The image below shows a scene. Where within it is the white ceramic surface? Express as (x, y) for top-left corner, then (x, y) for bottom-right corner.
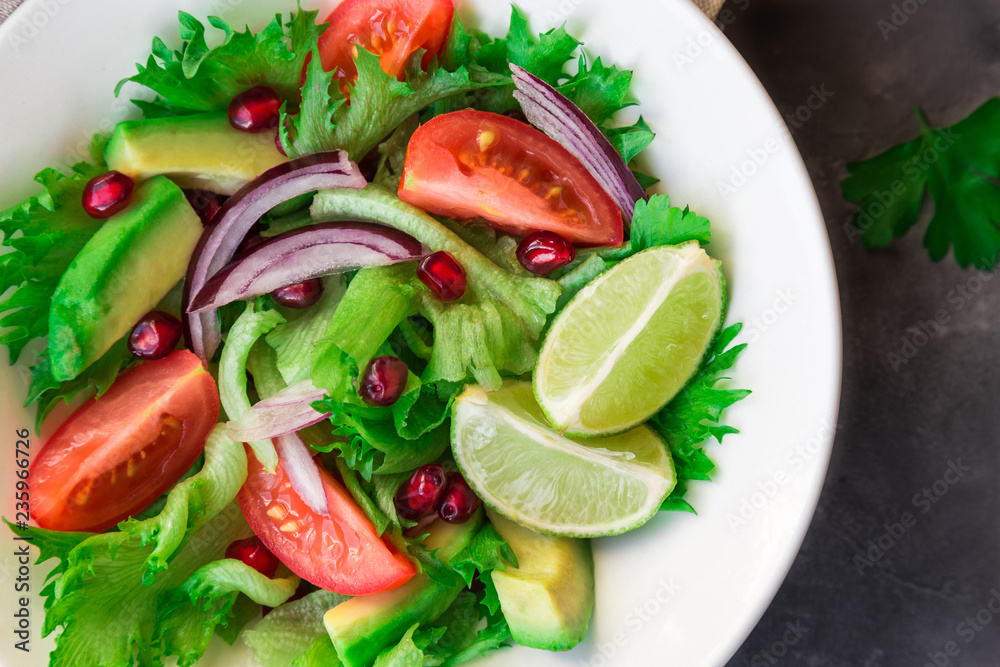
(0, 1), (841, 666)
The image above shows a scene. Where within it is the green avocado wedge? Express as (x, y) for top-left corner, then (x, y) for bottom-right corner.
(488, 510), (594, 651)
(323, 513), (483, 667)
(48, 176), (202, 381)
(105, 111), (286, 195)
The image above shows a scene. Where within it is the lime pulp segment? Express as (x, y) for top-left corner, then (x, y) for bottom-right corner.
(452, 382), (675, 538)
(534, 243), (724, 436)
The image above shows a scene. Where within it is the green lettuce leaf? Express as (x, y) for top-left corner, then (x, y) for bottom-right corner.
(312, 185), (561, 390)
(243, 589), (349, 667)
(375, 624), (430, 667)
(475, 7), (579, 86)
(13, 426), (297, 667)
(219, 302), (285, 471)
(118, 10), (323, 114)
(449, 522), (517, 587)
(653, 323), (751, 513)
(379, 591), (512, 666)
(0, 162), (105, 363)
(0, 160), (139, 429)
(282, 46), (508, 160)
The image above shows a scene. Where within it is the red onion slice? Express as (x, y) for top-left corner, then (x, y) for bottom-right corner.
(274, 432), (330, 517)
(510, 64), (647, 228)
(187, 223), (424, 313)
(183, 151), (366, 364)
(227, 380), (331, 441)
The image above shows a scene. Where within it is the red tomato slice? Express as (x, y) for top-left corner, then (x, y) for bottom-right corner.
(399, 110), (625, 247)
(237, 449), (416, 595)
(30, 350), (219, 533)
(318, 0), (454, 84)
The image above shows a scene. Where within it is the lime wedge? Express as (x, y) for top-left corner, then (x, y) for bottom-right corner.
(452, 382), (675, 537)
(535, 242), (724, 437)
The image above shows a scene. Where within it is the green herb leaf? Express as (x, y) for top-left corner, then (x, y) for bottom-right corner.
(476, 7), (580, 86)
(652, 323), (750, 511)
(842, 100), (1000, 269)
(557, 55), (634, 126)
(119, 10), (323, 114)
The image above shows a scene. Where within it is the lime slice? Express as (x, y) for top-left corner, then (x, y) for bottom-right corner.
(452, 382), (675, 537)
(535, 242), (724, 437)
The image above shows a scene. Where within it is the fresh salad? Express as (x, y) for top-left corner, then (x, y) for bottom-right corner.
(0, 1), (750, 665)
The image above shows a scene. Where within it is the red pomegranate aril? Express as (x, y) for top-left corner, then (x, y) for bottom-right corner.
(516, 231), (576, 276)
(417, 251), (467, 302)
(359, 356), (409, 407)
(128, 311), (183, 360)
(272, 278), (324, 309)
(185, 189), (223, 226)
(437, 472), (481, 524)
(82, 171), (134, 219)
(226, 536), (280, 578)
(394, 463), (448, 521)
(229, 86), (282, 133)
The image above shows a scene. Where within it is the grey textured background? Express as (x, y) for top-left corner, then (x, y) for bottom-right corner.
(722, 1), (1000, 666)
(2, 0), (998, 665)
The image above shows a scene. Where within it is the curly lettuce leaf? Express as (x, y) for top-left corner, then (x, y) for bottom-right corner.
(0, 160), (140, 429)
(312, 185), (561, 390)
(219, 302), (285, 471)
(12, 426), (297, 667)
(0, 162), (106, 363)
(376, 591), (512, 666)
(475, 7), (579, 86)
(118, 10), (323, 114)
(282, 46), (508, 160)
(653, 323), (751, 513)
(242, 589), (350, 667)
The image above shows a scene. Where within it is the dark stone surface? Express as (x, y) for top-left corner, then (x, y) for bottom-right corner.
(720, 1), (1000, 666)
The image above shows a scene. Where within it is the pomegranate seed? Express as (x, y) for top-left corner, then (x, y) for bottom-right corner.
(225, 536), (280, 578)
(394, 463), (448, 521)
(82, 171), (134, 219)
(272, 279), (324, 309)
(228, 86), (282, 133)
(274, 131), (287, 157)
(128, 311), (183, 360)
(437, 473), (481, 524)
(185, 189), (223, 226)
(516, 231), (576, 276)
(358, 356), (409, 407)
(417, 252), (467, 302)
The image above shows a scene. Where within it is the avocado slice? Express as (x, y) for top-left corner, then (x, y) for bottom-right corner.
(105, 111), (285, 195)
(488, 510), (594, 651)
(324, 512), (483, 667)
(48, 176), (202, 381)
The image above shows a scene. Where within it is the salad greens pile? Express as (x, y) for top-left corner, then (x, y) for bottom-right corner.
(1, 5), (749, 667)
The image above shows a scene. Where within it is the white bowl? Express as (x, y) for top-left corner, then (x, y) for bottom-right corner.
(0, 1), (841, 665)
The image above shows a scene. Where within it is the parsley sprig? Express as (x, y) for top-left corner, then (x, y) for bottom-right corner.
(842, 99), (1000, 269)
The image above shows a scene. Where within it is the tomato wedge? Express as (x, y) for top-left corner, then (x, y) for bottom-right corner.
(237, 449), (416, 595)
(399, 110), (625, 247)
(318, 0), (454, 84)
(30, 350), (219, 533)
